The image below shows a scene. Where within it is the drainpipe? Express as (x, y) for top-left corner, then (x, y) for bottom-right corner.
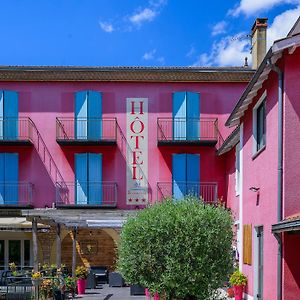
(268, 59), (283, 300)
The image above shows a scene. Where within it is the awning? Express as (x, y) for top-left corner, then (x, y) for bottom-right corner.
(21, 208), (136, 228)
(217, 126), (240, 156)
(272, 213), (300, 233)
(0, 217), (49, 232)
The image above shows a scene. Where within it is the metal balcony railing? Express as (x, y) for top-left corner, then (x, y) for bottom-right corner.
(157, 117), (219, 144)
(56, 118), (117, 143)
(0, 182), (33, 207)
(0, 118), (32, 142)
(56, 181), (117, 207)
(157, 181), (218, 203)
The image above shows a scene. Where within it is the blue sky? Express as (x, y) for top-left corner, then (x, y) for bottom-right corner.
(1, 0), (299, 67)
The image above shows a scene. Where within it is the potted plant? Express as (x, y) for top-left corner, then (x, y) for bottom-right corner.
(65, 276), (76, 298)
(75, 266), (89, 295)
(40, 279), (53, 300)
(9, 262), (18, 277)
(229, 270), (247, 300)
(32, 271), (43, 286)
(227, 287), (234, 298)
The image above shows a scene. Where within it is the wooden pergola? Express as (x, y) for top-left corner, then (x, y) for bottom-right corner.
(21, 209), (136, 276)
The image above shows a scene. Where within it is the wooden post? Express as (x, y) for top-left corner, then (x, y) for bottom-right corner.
(32, 218), (38, 272)
(72, 227), (77, 277)
(56, 223), (61, 268)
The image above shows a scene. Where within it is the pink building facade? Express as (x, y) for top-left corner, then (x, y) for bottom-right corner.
(221, 18), (300, 300)
(1, 17), (300, 300)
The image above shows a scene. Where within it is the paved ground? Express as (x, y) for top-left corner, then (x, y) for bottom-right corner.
(74, 285), (231, 300)
(74, 285), (147, 300)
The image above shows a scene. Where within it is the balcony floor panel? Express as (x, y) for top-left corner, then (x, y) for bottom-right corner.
(0, 140), (33, 146)
(56, 139), (117, 146)
(158, 139), (217, 147)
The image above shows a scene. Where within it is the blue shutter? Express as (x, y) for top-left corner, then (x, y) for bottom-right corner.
(75, 91), (88, 139)
(173, 92), (187, 140)
(75, 153), (88, 204)
(0, 154), (4, 204)
(172, 154), (187, 200)
(0, 91), (3, 140)
(88, 153), (102, 205)
(4, 153), (18, 204)
(186, 154), (200, 197)
(87, 91), (102, 140)
(186, 92), (200, 140)
(4, 91), (18, 140)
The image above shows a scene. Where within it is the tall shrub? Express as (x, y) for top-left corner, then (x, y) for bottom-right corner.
(118, 197), (233, 300)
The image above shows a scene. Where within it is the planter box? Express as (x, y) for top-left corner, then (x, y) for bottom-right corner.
(130, 284), (145, 295)
(109, 272), (125, 287)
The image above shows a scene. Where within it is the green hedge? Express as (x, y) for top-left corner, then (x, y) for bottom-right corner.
(118, 197), (233, 300)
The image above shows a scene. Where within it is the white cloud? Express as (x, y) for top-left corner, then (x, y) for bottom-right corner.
(194, 7), (300, 67)
(99, 21), (114, 33)
(129, 0), (167, 26)
(186, 45), (196, 58)
(157, 56), (165, 64)
(130, 8), (157, 25)
(229, 0), (300, 16)
(193, 34), (251, 67)
(267, 7), (300, 48)
(212, 21), (227, 36)
(143, 49), (157, 60)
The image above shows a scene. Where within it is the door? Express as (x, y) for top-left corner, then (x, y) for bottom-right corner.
(257, 227), (264, 299)
(0, 153), (19, 205)
(75, 153), (102, 205)
(172, 154), (200, 200)
(172, 92), (200, 141)
(75, 91), (102, 140)
(0, 91), (19, 140)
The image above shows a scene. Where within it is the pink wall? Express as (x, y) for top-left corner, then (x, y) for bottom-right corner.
(225, 149), (239, 221)
(0, 81), (246, 209)
(239, 71), (279, 300)
(282, 48), (300, 299)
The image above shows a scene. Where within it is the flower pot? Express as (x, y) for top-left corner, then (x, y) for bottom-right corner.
(233, 285), (244, 300)
(31, 278), (42, 286)
(145, 288), (150, 298)
(227, 287), (234, 298)
(154, 292), (159, 300)
(77, 278), (86, 295)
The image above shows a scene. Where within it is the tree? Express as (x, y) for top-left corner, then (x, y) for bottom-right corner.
(117, 197), (233, 300)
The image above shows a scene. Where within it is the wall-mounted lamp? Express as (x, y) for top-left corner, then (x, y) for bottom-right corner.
(249, 187), (260, 193)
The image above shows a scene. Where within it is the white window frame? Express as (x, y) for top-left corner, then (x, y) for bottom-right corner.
(235, 143), (241, 196)
(0, 236), (32, 269)
(253, 90), (267, 156)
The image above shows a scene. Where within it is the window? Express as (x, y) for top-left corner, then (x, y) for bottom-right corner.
(253, 91), (266, 154)
(235, 143), (241, 195)
(75, 153), (102, 205)
(0, 90), (19, 140)
(75, 90), (102, 140)
(172, 92), (200, 140)
(172, 154), (200, 200)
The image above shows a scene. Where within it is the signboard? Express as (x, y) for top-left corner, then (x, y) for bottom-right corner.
(126, 98), (148, 205)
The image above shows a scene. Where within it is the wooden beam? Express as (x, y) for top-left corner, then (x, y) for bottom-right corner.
(72, 227), (77, 277)
(56, 223), (61, 268)
(32, 218), (38, 271)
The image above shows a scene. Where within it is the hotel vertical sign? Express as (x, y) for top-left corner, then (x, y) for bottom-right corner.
(126, 98), (148, 205)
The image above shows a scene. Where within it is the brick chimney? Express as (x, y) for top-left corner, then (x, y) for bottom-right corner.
(251, 18), (268, 69)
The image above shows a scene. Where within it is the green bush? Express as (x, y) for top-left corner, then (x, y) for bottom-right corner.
(117, 197), (233, 300)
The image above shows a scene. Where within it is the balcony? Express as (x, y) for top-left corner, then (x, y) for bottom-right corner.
(157, 182), (218, 203)
(56, 118), (117, 146)
(157, 118), (218, 146)
(0, 182), (33, 208)
(55, 181), (117, 208)
(0, 118), (33, 145)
